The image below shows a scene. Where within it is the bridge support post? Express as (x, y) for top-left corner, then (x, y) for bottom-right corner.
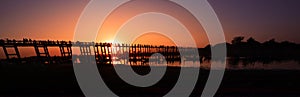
(33, 41), (51, 64)
(2, 45), (21, 61)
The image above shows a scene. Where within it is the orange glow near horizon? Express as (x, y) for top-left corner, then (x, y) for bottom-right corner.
(1, 0), (300, 48)
(96, 0), (209, 48)
(132, 32), (176, 46)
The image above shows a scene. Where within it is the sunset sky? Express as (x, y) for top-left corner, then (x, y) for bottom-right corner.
(0, 0), (299, 48)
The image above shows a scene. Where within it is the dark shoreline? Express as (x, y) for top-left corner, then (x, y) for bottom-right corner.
(1, 64), (300, 97)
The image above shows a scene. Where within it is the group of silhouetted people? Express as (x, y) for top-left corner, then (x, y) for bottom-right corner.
(0, 38), (73, 45)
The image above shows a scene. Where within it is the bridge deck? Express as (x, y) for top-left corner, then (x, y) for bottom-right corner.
(0, 39), (201, 65)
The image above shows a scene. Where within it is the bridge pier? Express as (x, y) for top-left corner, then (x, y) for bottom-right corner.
(59, 41), (72, 58)
(2, 44), (21, 60)
(33, 41), (51, 64)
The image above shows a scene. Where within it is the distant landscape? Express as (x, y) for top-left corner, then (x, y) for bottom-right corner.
(1, 37), (300, 96)
(1, 36), (299, 69)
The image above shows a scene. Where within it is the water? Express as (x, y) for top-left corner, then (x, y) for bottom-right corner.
(225, 58), (300, 70)
(118, 57), (300, 70)
(1, 48), (299, 70)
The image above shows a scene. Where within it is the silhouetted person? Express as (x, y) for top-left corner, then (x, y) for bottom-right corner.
(0, 39), (4, 44)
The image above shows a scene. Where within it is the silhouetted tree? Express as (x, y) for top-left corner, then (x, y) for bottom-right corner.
(263, 38), (278, 47)
(246, 37), (260, 45)
(231, 36), (245, 45)
(280, 41), (296, 46)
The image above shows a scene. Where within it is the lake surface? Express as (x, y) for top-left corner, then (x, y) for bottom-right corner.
(1, 47), (299, 70)
(111, 57), (300, 70)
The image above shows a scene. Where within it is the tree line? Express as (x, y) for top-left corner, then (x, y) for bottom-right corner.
(203, 36), (300, 58)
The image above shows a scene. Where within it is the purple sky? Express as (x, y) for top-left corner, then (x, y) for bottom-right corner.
(0, 0), (299, 44)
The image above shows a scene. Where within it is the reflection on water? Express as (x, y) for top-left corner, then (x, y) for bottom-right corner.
(117, 57), (300, 70)
(226, 59), (300, 70)
(225, 57), (300, 70)
(1, 54), (300, 70)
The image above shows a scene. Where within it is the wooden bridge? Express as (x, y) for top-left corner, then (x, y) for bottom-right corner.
(0, 39), (202, 65)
